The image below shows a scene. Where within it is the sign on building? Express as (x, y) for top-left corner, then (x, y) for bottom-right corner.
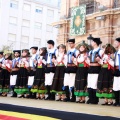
(70, 5), (86, 36)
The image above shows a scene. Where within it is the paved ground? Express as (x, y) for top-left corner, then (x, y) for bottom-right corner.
(0, 96), (120, 118)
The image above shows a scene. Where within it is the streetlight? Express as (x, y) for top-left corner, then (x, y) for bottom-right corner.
(87, 34), (93, 46)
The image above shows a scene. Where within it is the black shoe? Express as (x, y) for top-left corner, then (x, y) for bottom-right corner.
(91, 102), (98, 105)
(35, 97), (41, 100)
(45, 96), (50, 100)
(56, 98), (61, 101)
(18, 95), (25, 98)
(63, 98), (70, 102)
(79, 100), (85, 103)
(86, 99), (91, 104)
(101, 102), (108, 105)
(108, 102), (113, 106)
(113, 102), (119, 106)
(41, 96), (45, 100)
(70, 98), (76, 102)
(11, 93), (17, 97)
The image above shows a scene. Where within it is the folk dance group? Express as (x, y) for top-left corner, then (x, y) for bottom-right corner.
(0, 37), (120, 107)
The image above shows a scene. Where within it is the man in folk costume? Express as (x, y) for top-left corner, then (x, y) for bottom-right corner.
(10, 50), (21, 97)
(87, 38), (104, 104)
(45, 40), (57, 100)
(27, 46), (38, 98)
(63, 38), (79, 102)
(113, 37), (120, 106)
(0, 52), (5, 95)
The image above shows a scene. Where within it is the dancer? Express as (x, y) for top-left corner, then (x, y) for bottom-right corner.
(96, 44), (115, 105)
(74, 41), (89, 103)
(31, 47), (47, 99)
(10, 50), (21, 97)
(51, 44), (67, 101)
(63, 38), (79, 102)
(87, 38), (104, 104)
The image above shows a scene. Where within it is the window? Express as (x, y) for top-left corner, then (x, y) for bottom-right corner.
(10, 0), (18, 9)
(22, 20), (30, 27)
(79, 0), (95, 14)
(35, 22), (42, 29)
(21, 36), (29, 43)
(46, 25), (53, 32)
(34, 38), (41, 45)
(8, 34), (16, 41)
(36, 7), (42, 13)
(9, 17), (17, 25)
(47, 10), (54, 17)
(23, 4), (31, 11)
(113, 0), (120, 8)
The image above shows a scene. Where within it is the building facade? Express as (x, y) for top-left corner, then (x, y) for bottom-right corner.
(52, 0), (120, 47)
(0, 0), (60, 50)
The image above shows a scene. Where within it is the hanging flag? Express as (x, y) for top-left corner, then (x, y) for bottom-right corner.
(70, 5), (86, 36)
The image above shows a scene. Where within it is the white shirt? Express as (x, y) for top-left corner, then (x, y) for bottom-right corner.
(29, 54), (38, 67)
(55, 52), (67, 66)
(99, 54), (114, 67)
(37, 55), (46, 65)
(115, 49), (120, 66)
(47, 48), (57, 64)
(0, 57), (4, 63)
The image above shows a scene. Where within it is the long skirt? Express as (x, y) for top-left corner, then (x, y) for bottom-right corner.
(96, 68), (114, 99)
(31, 68), (46, 94)
(0, 69), (10, 93)
(14, 67), (29, 94)
(0, 68), (3, 92)
(74, 67), (88, 97)
(51, 66), (65, 94)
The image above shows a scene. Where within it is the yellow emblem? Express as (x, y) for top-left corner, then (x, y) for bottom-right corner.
(74, 16), (81, 27)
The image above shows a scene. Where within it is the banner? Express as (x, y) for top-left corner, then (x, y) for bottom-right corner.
(70, 5), (86, 36)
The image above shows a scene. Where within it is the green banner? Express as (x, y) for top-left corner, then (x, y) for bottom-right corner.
(70, 5), (86, 36)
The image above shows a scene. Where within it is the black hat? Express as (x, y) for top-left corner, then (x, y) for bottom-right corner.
(0, 52), (3, 55)
(116, 37), (120, 42)
(13, 50), (21, 54)
(67, 38), (75, 43)
(92, 38), (102, 45)
(30, 46), (38, 50)
(47, 40), (54, 46)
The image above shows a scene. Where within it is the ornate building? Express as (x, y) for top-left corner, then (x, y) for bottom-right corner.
(52, 0), (120, 46)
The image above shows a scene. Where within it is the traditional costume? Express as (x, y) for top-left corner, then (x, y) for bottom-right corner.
(31, 47), (47, 99)
(87, 38), (104, 104)
(63, 39), (79, 102)
(96, 44), (115, 105)
(51, 44), (67, 100)
(1, 53), (12, 96)
(113, 37), (120, 106)
(45, 40), (57, 100)
(27, 46), (38, 98)
(15, 49), (29, 97)
(10, 50), (21, 97)
(0, 52), (5, 94)
(74, 41), (89, 103)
